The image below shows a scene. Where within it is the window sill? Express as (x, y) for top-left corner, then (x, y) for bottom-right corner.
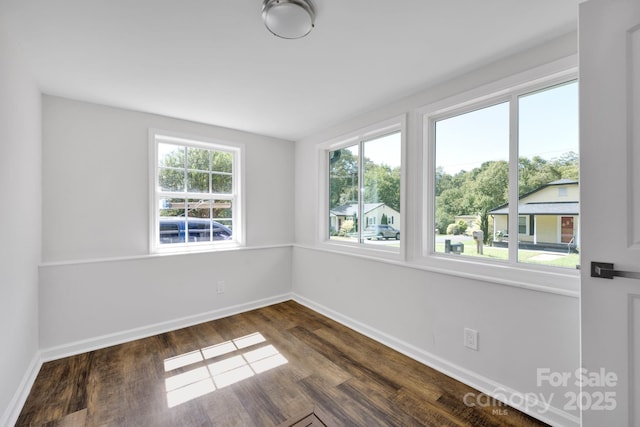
(318, 239), (404, 262)
(40, 243), (291, 268)
(415, 253), (579, 297)
(151, 241), (244, 255)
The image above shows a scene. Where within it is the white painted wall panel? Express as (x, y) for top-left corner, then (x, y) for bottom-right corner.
(39, 247), (292, 352)
(0, 31), (41, 425)
(631, 26), (640, 247)
(42, 96), (295, 262)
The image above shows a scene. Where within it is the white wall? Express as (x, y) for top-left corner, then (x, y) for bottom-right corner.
(42, 96), (294, 261)
(0, 31), (42, 425)
(39, 247), (292, 354)
(40, 97), (295, 354)
(293, 33), (580, 426)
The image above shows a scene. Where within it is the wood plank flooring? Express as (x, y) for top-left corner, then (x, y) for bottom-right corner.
(16, 301), (548, 426)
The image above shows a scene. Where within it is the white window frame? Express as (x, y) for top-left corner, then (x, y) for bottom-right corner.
(149, 129), (245, 254)
(418, 59), (579, 293)
(317, 115), (406, 260)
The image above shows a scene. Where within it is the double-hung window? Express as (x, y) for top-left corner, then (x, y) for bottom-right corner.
(323, 117), (404, 255)
(150, 130), (243, 252)
(425, 75), (579, 271)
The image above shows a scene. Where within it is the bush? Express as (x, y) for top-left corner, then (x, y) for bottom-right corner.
(457, 220), (468, 235)
(446, 223), (459, 235)
(340, 219), (354, 235)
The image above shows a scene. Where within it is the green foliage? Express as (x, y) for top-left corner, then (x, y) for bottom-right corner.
(446, 223), (458, 235)
(445, 220), (468, 235)
(340, 219), (354, 235)
(474, 161), (509, 242)
(363, 160), (401, 212)
(381, 213), (388, 225)
(457, 220), (468, 235)
(329, 148), (359, 209)
(518, 152), (578, 196)
(158, 145), (233, 195)
(329, 147), (401, 212)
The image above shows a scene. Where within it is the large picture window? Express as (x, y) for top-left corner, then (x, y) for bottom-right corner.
(428, 79), (579, 269)
(150, 131), (243, 252)
(326, 120), (403, 253)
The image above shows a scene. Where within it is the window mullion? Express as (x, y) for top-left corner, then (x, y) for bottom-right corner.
(183, 146), (188, 193)
(508, 95), (519, 263)
(358, 139), (364, 243)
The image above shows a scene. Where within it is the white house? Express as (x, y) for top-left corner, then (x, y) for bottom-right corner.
(330, 202), (400, 233)
(489, 179), (580, 250)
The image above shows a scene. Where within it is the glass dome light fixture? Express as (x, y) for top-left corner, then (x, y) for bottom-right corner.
(262, 0), (316, 39)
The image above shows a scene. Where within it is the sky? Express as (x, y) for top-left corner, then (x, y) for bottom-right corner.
(361, 131), (401, 168)
(436, 80), (578, 175)
(342, 80), (578, 174)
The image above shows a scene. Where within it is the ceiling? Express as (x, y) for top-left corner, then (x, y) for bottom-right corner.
(0, 0), (579, 141)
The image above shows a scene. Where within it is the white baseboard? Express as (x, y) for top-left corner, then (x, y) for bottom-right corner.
(292, 293), (580, 427)
(1, 351), (42, 427)
(40, 293), (292, 362)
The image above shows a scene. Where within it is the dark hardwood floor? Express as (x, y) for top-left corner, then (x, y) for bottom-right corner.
(16, 301), (547, 426)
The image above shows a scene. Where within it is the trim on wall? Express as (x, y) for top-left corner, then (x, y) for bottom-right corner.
(39, 243), (293, 268)
(293, 244), (579, 298)
(40, 293), (292, 362)
(1, 351), (42, 427)
(292, 293), (579, 427)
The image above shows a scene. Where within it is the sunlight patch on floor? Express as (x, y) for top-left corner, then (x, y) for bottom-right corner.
(163, 332), (287, 408)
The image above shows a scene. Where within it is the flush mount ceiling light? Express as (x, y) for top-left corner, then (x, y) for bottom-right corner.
(262, 0), (316, 39)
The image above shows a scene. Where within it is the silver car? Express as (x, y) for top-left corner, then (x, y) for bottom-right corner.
(364, 224), (400, 240)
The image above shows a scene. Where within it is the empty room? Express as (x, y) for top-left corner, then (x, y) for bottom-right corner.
(1, 0), (638, 426)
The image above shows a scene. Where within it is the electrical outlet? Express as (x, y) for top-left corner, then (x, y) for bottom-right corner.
(464, 328), (478, 351)
(217, 280), (225, 294)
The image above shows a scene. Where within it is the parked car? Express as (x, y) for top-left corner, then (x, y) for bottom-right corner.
(363, 224), (400, 240)
(160, 217), (232, 244)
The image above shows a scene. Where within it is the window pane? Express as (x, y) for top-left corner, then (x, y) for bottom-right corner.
(159, 198), (185, 218)
(159, 198), (186, 245)
(434, 102), (509, 260)
(187, 171), (210, 193)
(517, 81), (579, 268)
(212, 173), (233, 194)
(159, 168), (185, 192)
(187, 147), (210, 171)
(187, 199), (211, 242)
(187, 199), (210, 218)
(159, 220), (181, 244)
(329, 145), (359, 243)
(362, 132), (401, 249)
(158, 143), (185, 168)
(518, 216), (527, 234)
(212, 200), (233, 240)
(213, 151), (233, 173)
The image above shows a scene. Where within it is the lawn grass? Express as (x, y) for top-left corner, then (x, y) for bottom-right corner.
(435, 237), (580, 269)
(329, 235), (580, 268)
